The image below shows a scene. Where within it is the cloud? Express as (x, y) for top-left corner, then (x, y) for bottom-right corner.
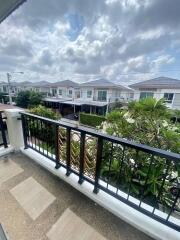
(0, 0), (179, 83)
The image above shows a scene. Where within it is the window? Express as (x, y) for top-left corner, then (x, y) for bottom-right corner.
(75, 91), (80, 98)
(59, 89), (62, 95)
(98, 90), (107, 101)
(87, 90), (92, 98)
(69, 90), (72, 95)
(3, 86), (7, 92)
(129, 93), (134, 99)
(52, 88), (57, 96)
(164, 93), (174, 103)
(140, 92), (154, 99)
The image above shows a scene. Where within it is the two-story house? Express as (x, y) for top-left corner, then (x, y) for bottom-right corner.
(80, 78), (134, 103)
(49, 80), (79, 98)
(129, 76), (180, 109)
(43, 79), (134, 117)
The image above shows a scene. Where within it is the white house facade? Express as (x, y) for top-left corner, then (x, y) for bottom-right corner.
(80, 79), (134, 103)
(49, 80), (80, 99)
(129, 77), (180, 110)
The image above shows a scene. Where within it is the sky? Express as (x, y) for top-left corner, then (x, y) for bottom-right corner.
(0, 0), (180, 85)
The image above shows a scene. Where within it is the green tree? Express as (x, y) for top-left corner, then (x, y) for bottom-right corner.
(16, 91), (43, 108)
(104, 98), (180, 152)
(100, 98), (180, 209)
(16, 91), (31, 108)
(29, 91), (43, 108)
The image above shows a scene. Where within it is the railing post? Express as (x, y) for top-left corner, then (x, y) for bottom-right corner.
(78, 132), (85, 184)
(93, 137), (103, 194)
(0, 112), (8, 148)
(66, 128), (71, 176)
(4, 109), (24, 150)
(21, 114), (28, 149)
(55, 125), (60, 169)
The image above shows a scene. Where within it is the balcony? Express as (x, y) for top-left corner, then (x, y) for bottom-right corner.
(0, 152), (152, 240)
(0, 109), (179, 240)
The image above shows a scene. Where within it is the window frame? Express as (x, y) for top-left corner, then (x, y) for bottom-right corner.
(164, 93), (174, 103)
(87, 90), (92, 98)
(140, 92), (154, 99)
(97, 90), (107, 101)
(68, 89), (73, 95)
(59, 89), (62, 96)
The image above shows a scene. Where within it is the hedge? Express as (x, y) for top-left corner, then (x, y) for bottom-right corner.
(79, 113), (106, 128)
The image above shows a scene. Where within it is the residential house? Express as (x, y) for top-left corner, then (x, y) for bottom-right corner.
(43, 80), (80, 115)
(25, 81), (51, 96)
(0, 82), (8, 93)
(43, 79), (134, 117)
(129, 76), (180, 109)
(49, 80), (80, 98)
(80, 78), (134, 103)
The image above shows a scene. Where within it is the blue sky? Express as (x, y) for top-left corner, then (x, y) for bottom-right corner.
(65, 13), (84, 41)
(0, 0), (180, 85)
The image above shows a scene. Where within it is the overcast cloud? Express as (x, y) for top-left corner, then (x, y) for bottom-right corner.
(0, 0), (180, 84)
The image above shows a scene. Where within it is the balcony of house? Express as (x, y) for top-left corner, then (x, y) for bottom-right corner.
(0, 109), (179, 240)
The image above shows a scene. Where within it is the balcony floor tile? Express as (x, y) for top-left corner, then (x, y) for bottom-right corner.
(10, 177), (56, 220)
(0, 153), (153, 240)
(0, 158), (23, 185)
(47, 208), (106, 240)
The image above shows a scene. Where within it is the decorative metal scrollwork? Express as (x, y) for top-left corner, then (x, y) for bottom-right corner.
(84, 135), (97, 179)
(58, 127), (67, 163)
(70, 130), (80, 171)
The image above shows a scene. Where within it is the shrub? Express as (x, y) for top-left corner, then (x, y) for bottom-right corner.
(28, 105), (61, 145)
(80, 113), (106, 128)
(29, 105), (61, 120)
(100, 97), (180, 210)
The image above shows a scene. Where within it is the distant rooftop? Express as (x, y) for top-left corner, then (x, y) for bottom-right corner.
(129, 76), (180, 89)
(50, 80), (79, 88)
(81, 79), (132, 90)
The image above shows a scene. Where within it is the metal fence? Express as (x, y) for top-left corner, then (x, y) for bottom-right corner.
(21, 112), (180, 231)
(0, 111), (8, 148)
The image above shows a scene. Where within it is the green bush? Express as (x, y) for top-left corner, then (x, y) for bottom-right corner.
(80, 113), (106, 128)
(29, 105), (61, 120)
(28, 105), (61, 146)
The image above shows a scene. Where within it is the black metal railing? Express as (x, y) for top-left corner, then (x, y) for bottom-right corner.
(21, 112), (180, 231)
(0, 111), (8, 148)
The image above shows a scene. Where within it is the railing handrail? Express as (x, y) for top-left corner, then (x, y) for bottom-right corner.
(20, 111), (180, 162)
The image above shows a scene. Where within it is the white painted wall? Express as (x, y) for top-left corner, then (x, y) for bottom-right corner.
(80, 87), (94, 101)
(132, 88), (180, 109)
(80, 87), (133, 103)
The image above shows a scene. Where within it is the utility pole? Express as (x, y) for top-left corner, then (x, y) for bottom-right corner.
(7, 73), (12, 105)
(6, 72), (24, 105)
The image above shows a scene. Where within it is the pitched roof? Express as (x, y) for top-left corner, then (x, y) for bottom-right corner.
(50, 80), (79, 88)
(28, 81), (50, 87)
(129, 77), (180, 89)
(0, 0), (26, 24)
(81, 79), (132, 91)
